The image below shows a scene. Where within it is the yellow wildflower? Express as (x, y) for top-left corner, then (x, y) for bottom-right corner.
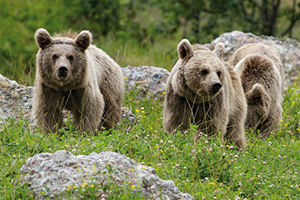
(141, 166), (146, 169)
(283, 145), (287, 147)
(162, 92), (166, 95)
(136, 110), (140, 112)
(124, 77), (127, 80)
(82, 183), (87, 186)
(90, 184), (94, 188)
(67, 185), (71, 188)
(131, 185), (135, 189)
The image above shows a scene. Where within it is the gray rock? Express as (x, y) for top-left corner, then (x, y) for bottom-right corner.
(122, 65), (170, 98)
(0, 74), (34, 124)
(121, 106), (137, 124)
(20, 150), (193, 200)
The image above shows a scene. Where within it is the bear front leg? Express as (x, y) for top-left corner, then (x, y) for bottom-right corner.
(72, 90), (104, 133)
(101, 103), (122, 130)
(258, 115), (280, 139)
(225, 119), (246, 151)
(33, 86), (64, 133)
(100, 95), (123, 130)
(194, 101), (227, 137)
(258, 105), (282, 138)
(163, 90), (192, 134)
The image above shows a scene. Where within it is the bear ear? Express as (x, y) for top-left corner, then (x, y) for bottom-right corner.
(213, 42), (225, 59)
(35, 28), (53, 50)
(74, 30), (92, 52)
(177, 39), (194, 59)
(246, 83), (270, 111)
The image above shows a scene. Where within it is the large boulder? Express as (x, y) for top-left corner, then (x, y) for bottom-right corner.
(20, 150), (193, 200)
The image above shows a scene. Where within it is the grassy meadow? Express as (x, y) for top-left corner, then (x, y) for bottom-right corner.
(0, 67), (300, 199)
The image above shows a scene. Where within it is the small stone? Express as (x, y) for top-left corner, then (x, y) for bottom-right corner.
(11, 91), (19, 99)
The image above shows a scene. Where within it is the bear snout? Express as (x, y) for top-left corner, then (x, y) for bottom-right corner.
(57, 66), (69, 80)
(210, 81), (222, 93)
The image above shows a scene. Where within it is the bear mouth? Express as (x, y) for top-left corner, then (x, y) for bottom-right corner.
(57, 74), (68, 81)
(208, 89), (220, 95)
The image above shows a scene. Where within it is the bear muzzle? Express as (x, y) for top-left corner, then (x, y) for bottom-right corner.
(209, 81), (222, 94)
(57, 66), (69, 81)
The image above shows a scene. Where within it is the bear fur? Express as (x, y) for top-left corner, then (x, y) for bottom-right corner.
(228, 43), (284, 138)
(163, 39), (247, 150)
(33, 28), (125, 133)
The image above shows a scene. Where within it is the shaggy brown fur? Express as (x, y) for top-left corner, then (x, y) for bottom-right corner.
(228, 43), (284, 138)
(33, 28), (125, 133)
(163, 39), (247, 151)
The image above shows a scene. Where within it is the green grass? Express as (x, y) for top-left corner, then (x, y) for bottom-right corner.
(1, 78), (300, 199)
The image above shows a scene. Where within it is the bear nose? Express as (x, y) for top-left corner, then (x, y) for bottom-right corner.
(58, 66), (68, 74)
(211, 82), (222, 92)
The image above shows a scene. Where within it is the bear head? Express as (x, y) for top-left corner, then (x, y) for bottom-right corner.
(35, 28), (92, 91)
(172, 39), (226, 103)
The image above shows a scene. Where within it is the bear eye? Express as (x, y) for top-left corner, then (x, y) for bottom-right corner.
(67, 55), (74, 61)
(217, 71), (221, 77)
(52, 54), (58, 60)
(201, 69), (209, 76)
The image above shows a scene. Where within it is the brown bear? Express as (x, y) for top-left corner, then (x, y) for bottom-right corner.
(228, 43), (284, 138)
(163, 39), (247, 150)
(33, 28), (125, 133)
